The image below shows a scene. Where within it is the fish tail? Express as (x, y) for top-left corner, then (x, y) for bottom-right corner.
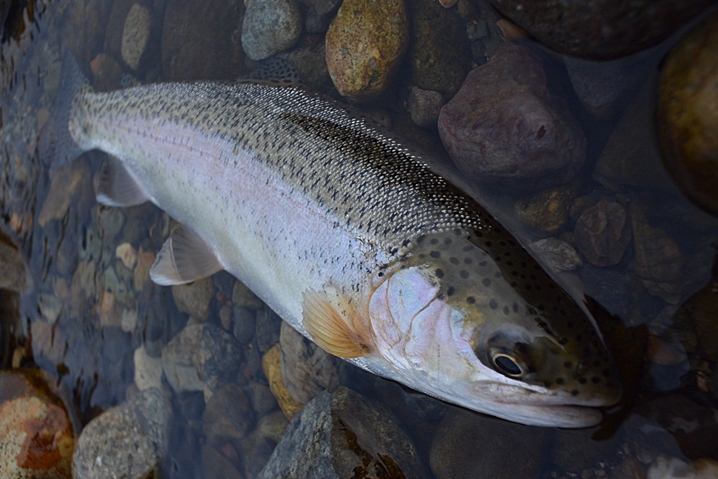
(38, 51), (92, 168)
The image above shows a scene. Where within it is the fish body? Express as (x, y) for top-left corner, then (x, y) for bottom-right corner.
(41, 56), (621, 427)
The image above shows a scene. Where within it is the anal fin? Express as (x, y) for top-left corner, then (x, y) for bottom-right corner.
(150, 226), (223, 285)
(302, 290), (371, 359)
(97, 156), (151, 207)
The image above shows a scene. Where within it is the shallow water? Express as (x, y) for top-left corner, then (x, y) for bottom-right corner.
(1, 0), (718, 478)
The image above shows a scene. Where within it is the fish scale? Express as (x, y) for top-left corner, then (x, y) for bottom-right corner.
(40, 54), (621, 427)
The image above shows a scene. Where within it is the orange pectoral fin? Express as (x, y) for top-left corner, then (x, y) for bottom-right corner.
(301, 290), (371, 359)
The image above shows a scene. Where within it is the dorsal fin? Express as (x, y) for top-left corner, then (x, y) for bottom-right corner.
(301, 290), (371, 359)
(238, 57), (301, 87)
(96, 156), (151, 207)
(150, 226), (223, 285)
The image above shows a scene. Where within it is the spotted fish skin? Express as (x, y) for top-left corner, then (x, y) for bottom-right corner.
(42, 55), (621, 427)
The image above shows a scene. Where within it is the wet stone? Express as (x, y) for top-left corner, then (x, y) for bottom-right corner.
(278, 39), (333, 91)
(579, 265), (631, 319)
(73, 388), (171, 479)
(120, 3), (152, 70)
(233, 306), (257, 345)
(671, 273), (718, 362)
(0, 237), (26, 292)
(256, 386), (428, 479)
(232, 280), (264, 312)
(89, 54), (123, 92)
(235, 411), (288, 479)
(438, 42), (586, 188)
(574, 199), (632, 267)
(659, 10), (718, 217)
(171, 276), (214, 321)
(631, 202), (685, 304)
(262, 343), (304, 420)
(255, 307), (282, 353)
(241, 0), (302, 61)
(515, 183), (578, 233)
(0, 370), (74, 479)
(406, 0), (472, 98)
(134, 344), (163, 391)
(243, 381), (278, 417)
(549, 426), (623, 473)
(529, 237), (583, 272)
(487, 0), (713, 60)
(430, 407), (547, 479)
(325, 0), (410, 102)
(162, 320), (243, 393)
(161, 0), (245, 80)
(201, 444), (244, 479)
(203, 383), (255, 446)
(407, 86), (445, 128)
(280, 321), (339, 404)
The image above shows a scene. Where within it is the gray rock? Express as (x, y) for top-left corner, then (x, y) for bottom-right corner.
(0, 237), (26, 292)
(574, 200), (632, 267)
(162, 320), (243, 393)
(438, 42), (586, 187)
(121, 3), (152, 70)
(73, 388), (172, 479)
(171, 276), (214, 321)
(233, 280), (264, 311)
(233, 306), (257, 344)
(204, 383), (255, 445)
(202, 444), (245, 479)
(279, 321), (339, 404)
(278, 40), (332, 91)
(241, 0), (302, 61)
(243, 381), (279, 417)
(255, 307), (282, 353)
(430, 407), (548, 479)
(256, 386), (428, 479)
(529, 237), (583, 272)
(235, 410), (289, 478)
(407, 86), (445, 128)
(134, 344), (163, 391)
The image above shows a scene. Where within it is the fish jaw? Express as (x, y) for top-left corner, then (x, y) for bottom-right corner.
(366, 264), (617, 428)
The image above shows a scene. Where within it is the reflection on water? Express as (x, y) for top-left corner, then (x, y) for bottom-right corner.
(1, 0), (718, 478)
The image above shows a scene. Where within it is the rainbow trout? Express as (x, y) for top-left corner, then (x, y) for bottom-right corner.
(41, 55), (620, 427)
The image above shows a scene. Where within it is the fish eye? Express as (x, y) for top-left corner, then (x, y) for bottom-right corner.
(492, 354), (524, 377)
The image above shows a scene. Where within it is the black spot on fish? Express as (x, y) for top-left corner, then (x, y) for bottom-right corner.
(464, 257), (473, 265)
(591, 377), (601, 384)
(466, 296), (475, 304)
(479, 261), (488, 267)
(482, 278), (491, 287)
(430, 238), (439, 245)
(579, 378), (587, 384)
(485, 241), (492, 247)
(435, 268), (444, 278)
(563, 361), (572, 369)
(450, 257), (459, 265)
(555, 378), (564, 385)
(489, 298), (498, 309)
(447, 286), (455, 296)
(571, 390), (579, 396)
(459, 270), (469, 279)
(503, 305), (509, 315)
(444, 238), (452, 245)
(430, 251), (440, 258)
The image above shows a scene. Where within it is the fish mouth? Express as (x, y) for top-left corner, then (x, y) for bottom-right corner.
(497, 402), (605, 428)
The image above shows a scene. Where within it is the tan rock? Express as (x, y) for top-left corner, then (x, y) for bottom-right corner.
(515, 183), (578, 233)
(261, 344), (304, 420)
(659, 11), (718, 216)
(325, 0), (409, 101)
(121, 3), (152, 70)
(38, 161), (88, 227)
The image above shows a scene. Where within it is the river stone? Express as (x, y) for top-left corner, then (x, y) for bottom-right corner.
(203, 383), (255, 445)
(488, 0), (713, 60)
(658, 10), (718, 217)
(407, 86), (445, 128)
(672, 269), (718, 362)
(406, 0), (472, 98)
(256, 386), (428, 479)
(529, 237), (582, 272)
(0, 370), (74, 479)
(430, 407), (547, 479)
(280, 321), (339, 404)
(241, 0), (302, 61)
(201, 444), (244, 479)
(73, 388), (171, 479)
(120, 3), (152, 71)
(171, 276), (214, 321)
(162, 320), (243, 393)
(574, 199), (632, 267)
(438, 42), (585, 187)
(515, 183), (578, 233)
(325, 0), (410, 102)
(262, 343), (304, 420)
(161, 0), (245, 80)
(0, 236), (26, 292)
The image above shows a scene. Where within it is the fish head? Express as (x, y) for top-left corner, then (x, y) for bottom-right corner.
(367, 229), (621, 428)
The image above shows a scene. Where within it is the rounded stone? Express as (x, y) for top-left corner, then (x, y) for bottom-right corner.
(171, 276), (214, 321)
(325, 0), (409, 102)
(121, 3), (152, 70)
(488, 0), (713, 60)
(261, 343), (304, 420)
(72, 388), (171, 479)
(407, 86), (445, 128)
(241, 0), (303, 61)
(658, 10), (718, 216)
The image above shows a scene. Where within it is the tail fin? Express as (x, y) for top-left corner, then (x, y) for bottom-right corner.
(38, 51), (91, 168)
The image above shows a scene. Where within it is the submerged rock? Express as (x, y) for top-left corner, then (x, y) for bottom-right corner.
(325, 0), (409, 102)
(430, 407), (547, 479)
(203, 383), (255, 446)
(0, 370), (74, 479)
(120, 3), (152, 71)
(0, 235), (26, 292)
(171, 276), (214, 321)
(515, 183), (578, 233)
(73, 388), (171, 479)
(162, 320), (243, 393)
(241, 0), (302, 61)
(406, 0), (471, 98)
(658, 11), (718, 217)
(529, 237), (582, 272)
(262, 343), (304, 420)
(438, 42), (585, 187)
(488, 0), (713, 60)
(256, 386), (428, 479)
(574, 199), (632, 267)
(407, 86), (445, 128)
(279, 321), (339, 404)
